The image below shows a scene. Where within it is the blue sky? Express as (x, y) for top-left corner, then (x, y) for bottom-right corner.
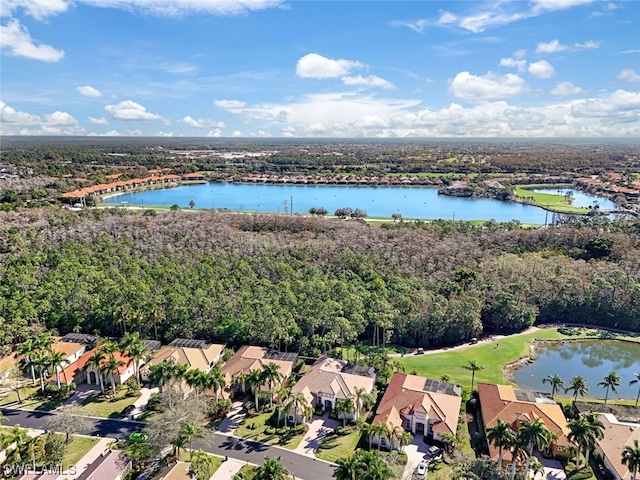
(1, 0), (639, 138)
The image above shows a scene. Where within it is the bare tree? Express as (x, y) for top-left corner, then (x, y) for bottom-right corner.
(45, 402), (92, 443)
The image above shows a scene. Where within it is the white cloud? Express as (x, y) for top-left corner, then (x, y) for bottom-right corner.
(550, 81), (585, 96)
(499, 57), (527, 72)
(154, 131), (174, 137)
(0, 101), (84, 135)
(617, 68), (640, 83)
(105, 100), (166, 122)
(341, 75), (395, 90)
(570, 90), (640, 118)
(89, 117), (108, 124)
(531, 0), (594, 12)
(1, 0), (69, 20)
(528, 60), (555, 78)
(181, 116), (225, 128)
(0, 19), (64, 62)
(574, 40), (600, 49)
(296, 53), (363, 79)
(0, 100), (40, 125)
(449, 71), (530, 101)
(231, 130), (244, 137)
(214, 99), (246, 109)
(76, 85), (102, 98)
(535, 39), (568, 54)
(206, 129), (223, 137)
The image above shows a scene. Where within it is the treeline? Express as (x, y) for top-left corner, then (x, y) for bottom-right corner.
(1, 209), (640, 355)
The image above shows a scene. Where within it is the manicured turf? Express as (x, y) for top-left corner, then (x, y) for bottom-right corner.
(514, 187), (589, 214)
(235, 412), (304, 450)
(62, 435), (100, 470)
(80, 388), (139, 418)
(399, 327), (639, 393)
(0, 386), (69, 411)
(315, 429), (363, 463)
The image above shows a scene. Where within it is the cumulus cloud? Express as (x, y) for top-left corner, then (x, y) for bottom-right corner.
(550, 81), (585, 96)
(570, 89), (640, 118)
(296, 53), (363, 79)
(535, 39), (568, 54)
(105, 100), (166, 122)
(214, 99), (246, 109)
(449, 71), (529, 101)
(1, 0), (69, 20)
(206, 129), (223, 137)
(181, 116), (225, 128)
(341, 75), (394, 89)
(76, 85), (102, 98)
(89, 117), (108, 124)
(575, 40), (600, 49)
(528, 60), (555, 78)
(0, 19), (64, 62)
(0, 101), (84, 135)
(617, 68), (640, 83)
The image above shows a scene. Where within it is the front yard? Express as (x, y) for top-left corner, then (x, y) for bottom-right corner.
(0, 386), (68, 411)
(315, 426), (362, 463)
(80, 388), (139, 418)
(62, 435), (100, 470)
(234, 410), (305, 450)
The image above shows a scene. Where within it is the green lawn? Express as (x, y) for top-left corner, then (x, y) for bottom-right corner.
(315, 428), (363, 463)
(80, 388), (139, 418)
(0, 386), (68, 411)
(62, 435), (100, 470)
(234, 412), (304, 450)
(399, 327), (639, 393)
(514, 187), (589, 214)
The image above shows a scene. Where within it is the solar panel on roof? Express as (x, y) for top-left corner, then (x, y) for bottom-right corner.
(168, 338), (207, 349)
(60, 333), (97, 344)
(421, 379), (462, 396)
(263, 350), (298, 363)
(342, 364), (376, 378)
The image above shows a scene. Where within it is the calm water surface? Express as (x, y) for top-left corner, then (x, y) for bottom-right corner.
(512, 340), (640, 400)
(103, 183), (555, 223)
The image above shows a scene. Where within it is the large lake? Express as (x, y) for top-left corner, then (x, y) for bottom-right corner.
(512, 340), (640, 400)
(102, 183), (560, 223)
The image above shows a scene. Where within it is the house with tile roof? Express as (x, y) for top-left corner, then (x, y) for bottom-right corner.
(85, 351), (140, 387)
(220, 345), (297, 398)
(594, 413), (640, 480)
(372, 373), (462, 448)
(76, 449), (131, 480)
(289, 356), (376, 423)
(478, 382), (573, 465)
(140, 339), (225, 381)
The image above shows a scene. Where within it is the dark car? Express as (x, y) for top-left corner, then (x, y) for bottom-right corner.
(120, 405), (136, 418)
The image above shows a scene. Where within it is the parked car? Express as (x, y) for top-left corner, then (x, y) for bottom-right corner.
(120, 405), (136, 418)
(469, 337), (478, 344)
(416, 348), (424, 355)
(416, 462), (428, 476)
(128, 432), (148, 443)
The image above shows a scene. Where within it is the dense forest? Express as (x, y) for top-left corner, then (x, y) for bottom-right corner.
(1, 208), (639, 355)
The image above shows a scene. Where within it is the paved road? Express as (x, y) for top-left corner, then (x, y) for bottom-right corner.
(0, 408), (336, 480)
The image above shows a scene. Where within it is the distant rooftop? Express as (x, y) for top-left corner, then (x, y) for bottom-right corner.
(422, 378), (463, 397)
(342, 363), (376, 378)
(168, 338), (208, 349)
(263, 350), (298, 363)
(60, 333), (97, 344)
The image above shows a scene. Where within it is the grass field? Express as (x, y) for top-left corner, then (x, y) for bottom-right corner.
(234, 412), (304, 450)
(0, 386), (68, 411)
(399, 327), (640, 393)
(315, 429), (363, 463)
(514, 187), (589, 214)
(62, 435), (100, 470)
(80, 388), (138, 418)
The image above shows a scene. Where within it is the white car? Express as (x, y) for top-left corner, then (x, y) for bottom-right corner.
(416, 462), (428, 476)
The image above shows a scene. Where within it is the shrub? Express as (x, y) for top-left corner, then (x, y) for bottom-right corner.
(293, 424), (305, 434)
(264, 427), (276, 435)
(336, 426), (351, 436)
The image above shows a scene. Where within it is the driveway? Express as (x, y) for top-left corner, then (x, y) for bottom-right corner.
(217, 401), (246, 435)
(531, 452), (567, 480)
(402, 435), (433, 480)
(61, 383), (100, 406)
(293, 412), (339, 457)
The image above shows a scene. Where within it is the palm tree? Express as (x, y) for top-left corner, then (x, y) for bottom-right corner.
(353, 387), (370, 420)
(260, 362), (283, 407)
(367, 422), (390, 451)
(245, 369), (264, 411)
(518, 418), (556, 479)
(508, 434), (526, 480)
(24, 435), (46, 471)
(630, 372), (640, 408)
(87, 350), (106, 391)
(566, 375), (589, 402)
(104, 356), (124, 396)
(598, 371), (622, 405)
(16, 339), (37, 385)
(207, 366), (226, 404)
(462, 359), (484, 391)
(254, 456), (289, 480)
(48, 350), (68, 389)
(34, 332), (55, 352)
(582, 411), (605, 467)
(389, 425), (404, 450)
(184, 369), (206, 399)
(333, 449), (393, 480)
(171, 433), (188, 458)
(336, 397), (355, 427)
(231, 372), (247, 397)
(180, 422), (204, 461)
(334, 453), (359, 480)
(148, 361), (174, 393)
(100, 340), (119, 359)
(285, 392), (312, 425)
(399, 431), (414, 450)
(487, 419), (515, 468)
(542, 373), (565, 399)
(622, 439), (640, 480)
(568, 417), (590, 469)
(119, 332), (147, 382)
(31, 350), (50, 392)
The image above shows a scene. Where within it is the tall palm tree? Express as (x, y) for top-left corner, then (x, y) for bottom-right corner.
(367, 423), (390, 451)
(462, 359), (484, 391)
(260, 362), (283, 407)
(207, 367), (226, 404)
(598, 371), (622, 405)
(542, 373), (565, 399)
(104, 356), (124, 396)
(245, 369), (264, 411)
(16, 339), (37, 385)
(24, 435), (46, 471)
(100, 340), (119, 359)
(622, 439), (640, 480)
(119, 332), (147, 382)
(48, 350), (68, 389)
(582, 411), (605, 467)
(630, 372), (640, 408)
(285, 392), (312, 425)
(184, 369), (206, 399)
(566, 376), (589, 402)
(231, 372), (247, 397)
(180, 422), (204, 461)
(399, 431), (414, 450)
(336, 397), (356, 427)
(254, 456), (289, 480)
(87, 350), (106, 391)
(148, 361), (175, 393)
(487, 419), (515, 468)
(353, 387), (370, 420)
(31, 350), (50, 392)
(518, 418), (556, 479)
(334, 452), (359, 480)
(568, 417), (590, 469)
(34, 332), (55, 352)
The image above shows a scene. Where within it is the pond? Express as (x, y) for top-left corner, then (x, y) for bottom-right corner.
(512, 339), (640, 400)
(531, 188), (617, 210)
(103, 183), (556, 223)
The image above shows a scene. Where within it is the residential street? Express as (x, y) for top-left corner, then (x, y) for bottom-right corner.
(0, 408), (336, 480)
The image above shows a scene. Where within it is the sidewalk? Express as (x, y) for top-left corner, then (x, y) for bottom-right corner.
(57, 437), (112, 480)
(209, 458), (245, 480)
(131, 387), (158, 418)
(217, 401), (245, 435)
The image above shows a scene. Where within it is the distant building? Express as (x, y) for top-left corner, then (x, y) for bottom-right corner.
(140, 338), (225, 380)
(594, 413), (640, 480)
(76, 449), (131, 480)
